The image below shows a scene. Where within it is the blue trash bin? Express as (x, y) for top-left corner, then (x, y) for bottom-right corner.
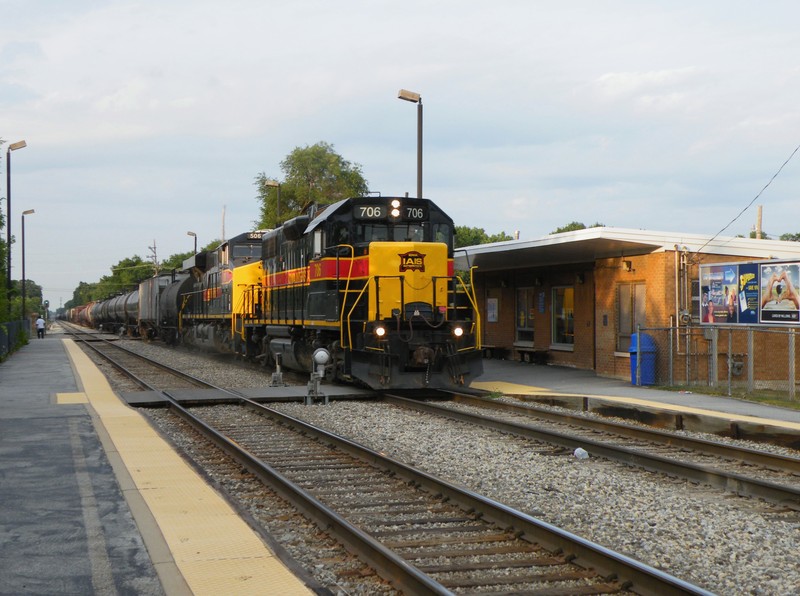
(629, 333), (656, 385)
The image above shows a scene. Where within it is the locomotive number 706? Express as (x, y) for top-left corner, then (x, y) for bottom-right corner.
(358, 206), (385, 218)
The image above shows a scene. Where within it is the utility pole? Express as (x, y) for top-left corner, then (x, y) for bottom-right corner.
(148, 240), (160, 275)
(756, 205), (763, 239)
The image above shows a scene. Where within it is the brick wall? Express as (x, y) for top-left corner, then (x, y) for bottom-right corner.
(474, 248), (761, 379)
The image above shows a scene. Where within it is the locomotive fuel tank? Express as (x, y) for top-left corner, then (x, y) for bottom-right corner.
(268, 338), (313, 372)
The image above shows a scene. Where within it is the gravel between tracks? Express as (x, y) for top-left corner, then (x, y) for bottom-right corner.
(120, 340), (800, 595)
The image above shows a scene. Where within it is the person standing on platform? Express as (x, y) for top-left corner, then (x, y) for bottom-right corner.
(35, 316), (46, 339)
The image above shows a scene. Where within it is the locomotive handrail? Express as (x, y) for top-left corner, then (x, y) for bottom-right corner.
(177, 295), (191, 336)
(344, 277), (374, 350)
(232, 285), (251, 343)
(336, 244), (356, 348)
(455, 268), (482, 350)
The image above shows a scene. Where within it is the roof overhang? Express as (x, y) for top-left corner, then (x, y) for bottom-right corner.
(454, 227), (800, 272)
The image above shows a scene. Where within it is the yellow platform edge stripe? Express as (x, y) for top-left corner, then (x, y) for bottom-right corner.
(61, 339), (312, 596)
(56, 392), (88, 404)
(472, 380), (800, 431)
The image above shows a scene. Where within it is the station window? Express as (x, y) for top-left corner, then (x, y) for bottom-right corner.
(551, 286), (574, 346)
(515, 288), (536, 344)
(617, 282), (646, 351)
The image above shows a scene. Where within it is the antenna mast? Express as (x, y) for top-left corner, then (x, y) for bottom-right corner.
(148, 239), (160, 275)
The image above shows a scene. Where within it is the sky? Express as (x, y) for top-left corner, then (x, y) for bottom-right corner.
(3, 1), (800, 308)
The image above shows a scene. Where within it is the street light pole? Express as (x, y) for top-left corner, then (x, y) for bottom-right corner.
(21, 209), (34, 322)
(187, 231), (197, 253)
(264, 180), (281, 227)
(6, 140), (27, 315)
(397, 89), (422, 199)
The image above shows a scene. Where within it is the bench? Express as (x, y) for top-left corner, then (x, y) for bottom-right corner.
(482, 345), (510, 360)
(515, 348), (549, 365)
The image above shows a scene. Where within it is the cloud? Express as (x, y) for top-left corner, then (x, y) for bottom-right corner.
(5, 1), (800, 308)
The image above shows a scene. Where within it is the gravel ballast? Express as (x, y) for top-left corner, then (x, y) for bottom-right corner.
(118, 340), (800, 594)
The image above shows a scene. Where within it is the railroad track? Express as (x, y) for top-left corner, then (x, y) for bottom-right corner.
(64, 323), (213, 391)
(385, 392), (800, 509)
(179, 399), (707, 595)
(66, 328), (708, 594)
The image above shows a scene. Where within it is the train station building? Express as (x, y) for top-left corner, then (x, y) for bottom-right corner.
(457, 227), (800, 382)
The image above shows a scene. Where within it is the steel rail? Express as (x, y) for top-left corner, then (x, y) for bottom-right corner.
(225, 396), (710, 596)
(68, 331), (214, 392)
(447, 392), (800, 475)
(162, 394), (452, 596)
(384, 394), (800, 509)
(66, 328), (709, 594)
(66, 334), (450, 593)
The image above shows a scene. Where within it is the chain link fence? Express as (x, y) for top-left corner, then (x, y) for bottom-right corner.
(1, 320), (31, 360)
(632, 324), (800, 400)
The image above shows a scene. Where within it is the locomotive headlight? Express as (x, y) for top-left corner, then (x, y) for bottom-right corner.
(390, 199), (401, 218)
(374, 325), (387, 338)
(452, 326), (464, 338)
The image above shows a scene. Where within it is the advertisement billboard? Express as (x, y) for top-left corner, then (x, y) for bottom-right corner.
(759, 262), (800, 324)
(700, 260), (800, 325)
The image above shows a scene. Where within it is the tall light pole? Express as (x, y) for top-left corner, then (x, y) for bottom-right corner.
(6, 140), (27, 315)
(187, 230), (197, 253)
(397, 89), (422, 199)
(21, 209), (34, 321)
(264, 180), (281, 227)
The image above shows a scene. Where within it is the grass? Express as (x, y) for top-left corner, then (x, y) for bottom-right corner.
(653, 384), (800, 411)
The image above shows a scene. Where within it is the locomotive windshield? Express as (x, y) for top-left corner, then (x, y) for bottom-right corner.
(232, 243), (260, 260)
(357, 223), (426, 243)
(308, 197), (455, 256)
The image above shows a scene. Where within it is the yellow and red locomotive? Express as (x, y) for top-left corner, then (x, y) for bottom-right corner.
(233, 196), (483, 389)
(72, 196), (483, 390)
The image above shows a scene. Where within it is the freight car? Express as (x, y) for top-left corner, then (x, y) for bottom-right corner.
(72, 195), (483, 390)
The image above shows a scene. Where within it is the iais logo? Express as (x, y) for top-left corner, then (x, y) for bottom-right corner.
(398, 251), (426, 272)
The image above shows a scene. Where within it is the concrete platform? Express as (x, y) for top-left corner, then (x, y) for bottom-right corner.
(0, 325), (313, 595)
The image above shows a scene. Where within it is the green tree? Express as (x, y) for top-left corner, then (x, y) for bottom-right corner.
(550, 221), (604, 234)
(66, 282), (97, 310)
(90, 256), (154, 300)
(454, 226), (514, 248)
(161, 239), (222, 271)
(779, 233), (798, 242)
(255, 141), (369, 229)
(5, 279), (43, 319)
(66, 241), (228, 309)
(161, 252), (193, 272)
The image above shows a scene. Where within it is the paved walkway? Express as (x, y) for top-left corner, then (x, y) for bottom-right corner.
(0, 330), (167, 595)
(0, 327), (312, 595)
(474, 358), (800, 428)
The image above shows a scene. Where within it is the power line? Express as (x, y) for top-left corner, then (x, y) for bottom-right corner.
(695, 142), (800, 255)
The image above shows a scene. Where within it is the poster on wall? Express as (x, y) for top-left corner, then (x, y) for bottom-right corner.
(736, 263), (759, 324)
(700, 264), (739, 324)
(759, 262), (800, 324)
(700, 260), (800, 325)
